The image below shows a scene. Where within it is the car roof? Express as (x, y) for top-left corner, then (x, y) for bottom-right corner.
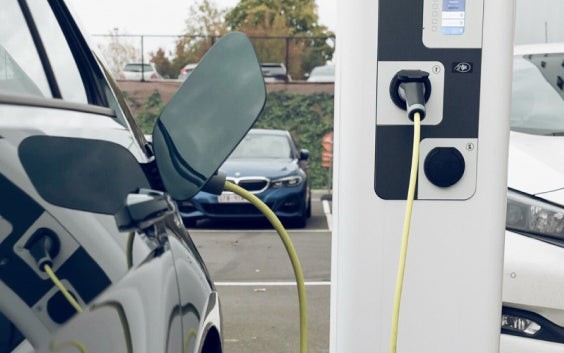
(514, 42), (564, 56)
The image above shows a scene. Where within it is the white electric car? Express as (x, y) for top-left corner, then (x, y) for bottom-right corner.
(0, 1), (265, 352)
(500, 43), (564, 352)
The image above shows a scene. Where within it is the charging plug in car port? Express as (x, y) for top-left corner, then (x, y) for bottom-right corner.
(389, 70), (432, 121)
(24, 228), (61, 270)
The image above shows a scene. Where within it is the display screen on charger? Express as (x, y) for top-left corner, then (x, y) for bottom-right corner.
(442, 0), (465, 35)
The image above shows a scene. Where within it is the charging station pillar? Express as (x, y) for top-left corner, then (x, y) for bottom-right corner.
(331, 1), (515, 352)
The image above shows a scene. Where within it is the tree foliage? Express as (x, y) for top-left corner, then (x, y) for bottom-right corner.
(151, 0), (335, 80)
(225, 0), (334, 78)
(151, 0), (227, 79)
(254, 91), (334, 189)
(135, 90), (164, 133)
(97, 28), (140, 77)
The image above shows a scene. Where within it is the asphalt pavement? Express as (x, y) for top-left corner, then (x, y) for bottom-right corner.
(188, 190), (332, 353)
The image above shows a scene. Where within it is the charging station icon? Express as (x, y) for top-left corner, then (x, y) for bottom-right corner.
(453, 62), (473, 73)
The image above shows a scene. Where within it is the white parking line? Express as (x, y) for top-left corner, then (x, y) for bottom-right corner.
(215, 281), (331, 286)
(190, 229), (330, 233)
(322, 200), (332, 231)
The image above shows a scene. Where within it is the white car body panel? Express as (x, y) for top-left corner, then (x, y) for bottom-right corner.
(508, 132), (564, 195)
(499, 43), (564, 352)
(501, 334), (564, 353)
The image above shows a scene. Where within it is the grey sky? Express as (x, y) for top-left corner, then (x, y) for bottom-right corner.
(69, 0), (336, 35)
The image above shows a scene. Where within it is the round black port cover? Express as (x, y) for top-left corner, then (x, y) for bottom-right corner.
(47, 291), (78, 324)
(424, 147), (465, 188)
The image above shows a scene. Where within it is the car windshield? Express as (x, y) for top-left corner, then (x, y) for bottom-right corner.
(511, 54), (564, 135)
(123, 63), (153, 72)
(229, 133), (292, 159)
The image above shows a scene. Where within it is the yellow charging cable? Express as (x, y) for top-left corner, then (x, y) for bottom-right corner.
(44, 264), (83, 314)
(223, 181), (308, 353)
(126, 231), (135, 270)
(389, 111), (421, 353)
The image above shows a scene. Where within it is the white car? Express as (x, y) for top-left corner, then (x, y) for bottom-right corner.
(500, 43), (564, 352)
(178, 63), (198, 81)
(306, 64), (335, 83)
(119, 62), (162, 81)
(0, 0), (265, 352)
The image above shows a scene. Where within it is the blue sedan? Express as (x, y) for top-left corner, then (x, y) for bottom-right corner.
(179, 129), (311, 227)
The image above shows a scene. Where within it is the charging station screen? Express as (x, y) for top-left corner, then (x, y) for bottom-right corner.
(442, 0), (465, 35)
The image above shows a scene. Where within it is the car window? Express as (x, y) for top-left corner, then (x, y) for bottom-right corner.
(26, 0), (87, 104)
(511, 55), (564, 135)
(230, 134), (292, 159)
(0, 0), (51, 98)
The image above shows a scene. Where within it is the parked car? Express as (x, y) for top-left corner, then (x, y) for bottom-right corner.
(306, 64), (335, 83)
(180, 129), (311, 227)
(0, 1), (265, 352)
(500, 42), (564, 352)
(119, 62), (162, 81)
(178, 63), (198, 81)
(260, 63), (291, 83)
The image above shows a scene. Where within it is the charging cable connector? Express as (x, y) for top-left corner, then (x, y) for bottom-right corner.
(390, 69), (431, 121)
(25, 229), (83, 314)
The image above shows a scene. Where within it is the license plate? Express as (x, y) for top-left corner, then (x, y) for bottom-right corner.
(218, 193), (248, 203)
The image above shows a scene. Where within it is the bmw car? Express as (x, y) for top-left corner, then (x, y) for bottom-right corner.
(500, 43), (564, 352)
(180, 129), (311, 227)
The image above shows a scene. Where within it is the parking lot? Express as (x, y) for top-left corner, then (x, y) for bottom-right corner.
(189, 190), (332, 353)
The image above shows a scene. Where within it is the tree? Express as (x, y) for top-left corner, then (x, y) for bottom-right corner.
(225, 0), (334, 79)
(97, 28), (140, 77)
(150, 0), (228, 78)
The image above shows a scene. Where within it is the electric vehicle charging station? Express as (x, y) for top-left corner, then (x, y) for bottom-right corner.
(331, 1), (515, 353)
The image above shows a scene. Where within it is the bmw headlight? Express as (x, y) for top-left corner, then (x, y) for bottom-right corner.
(507, 189), (564, 239)
(271, 176), (303, 188)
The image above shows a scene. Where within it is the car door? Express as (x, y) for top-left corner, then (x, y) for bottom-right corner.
(0, 0), (186, 351)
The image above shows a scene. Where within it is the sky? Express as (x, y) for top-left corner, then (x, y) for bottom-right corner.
(69, 0), (337, 35)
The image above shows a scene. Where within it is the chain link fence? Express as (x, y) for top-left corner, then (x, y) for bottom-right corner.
(91, 33), (335, 81)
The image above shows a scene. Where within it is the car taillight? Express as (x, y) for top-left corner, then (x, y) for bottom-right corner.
(150, 73), (158, 79)
(119, 73), (125, 79)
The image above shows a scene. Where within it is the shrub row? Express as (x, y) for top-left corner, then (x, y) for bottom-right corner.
(130, 90), (335, 189)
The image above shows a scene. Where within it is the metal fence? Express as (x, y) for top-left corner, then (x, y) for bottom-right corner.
(91, 33), (336, 81)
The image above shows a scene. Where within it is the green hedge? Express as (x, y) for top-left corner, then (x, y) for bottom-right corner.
(254, 91), (334, 189)
(132, 90), (335, 189)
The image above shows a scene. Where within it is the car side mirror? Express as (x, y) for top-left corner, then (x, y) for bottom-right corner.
(114, 189), (176, 232)
(300, 149), (310, 161)
(152, 32), (266, 201)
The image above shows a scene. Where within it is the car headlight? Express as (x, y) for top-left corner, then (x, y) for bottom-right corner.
(501, 313), (542, 336)
(501, 307), (564, 343)
(507, 188), (564, 239)
(271, 176), (303, 188)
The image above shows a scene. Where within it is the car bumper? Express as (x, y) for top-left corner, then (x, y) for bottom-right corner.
(178, 186), (307, 221)
(500, 333), (564, 353)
